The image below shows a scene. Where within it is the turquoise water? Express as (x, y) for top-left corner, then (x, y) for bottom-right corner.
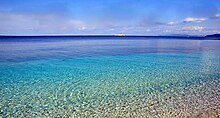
(0, 38), (220, 117)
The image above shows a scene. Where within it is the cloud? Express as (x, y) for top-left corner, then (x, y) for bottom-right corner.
(167, 22), (178, 25)
(212, 13), (220, 18)
(164, 13), (219, 26)
(182, 26), (204, 32)
(183, 17), (206, 23)
(0, 12), (87, 34)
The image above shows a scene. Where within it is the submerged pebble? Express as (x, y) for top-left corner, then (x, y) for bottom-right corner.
(1, 48), (220, 117)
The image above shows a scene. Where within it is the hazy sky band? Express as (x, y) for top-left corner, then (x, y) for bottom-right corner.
(0, 0), (220, 35)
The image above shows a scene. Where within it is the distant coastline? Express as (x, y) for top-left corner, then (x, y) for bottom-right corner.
(0, 34), (219, 40)
(205, 34), (220, 40)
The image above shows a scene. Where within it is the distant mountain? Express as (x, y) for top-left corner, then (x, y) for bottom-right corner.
(205, 34), (220, 40)
(162, 34), (191, 37)
(0, 34), (219, 40)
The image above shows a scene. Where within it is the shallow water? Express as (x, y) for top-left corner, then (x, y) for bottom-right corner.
(0, 37), (220, 117)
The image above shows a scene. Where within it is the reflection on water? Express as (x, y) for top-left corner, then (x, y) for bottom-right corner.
(0, 38), (220, 62)
(0, 37), (220, 117)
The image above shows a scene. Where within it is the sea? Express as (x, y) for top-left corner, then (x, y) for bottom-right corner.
(0, 36), (220, 117)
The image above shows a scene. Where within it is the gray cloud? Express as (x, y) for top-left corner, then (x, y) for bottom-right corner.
(211, 13), (220, 19)
(183, 17), (206, 23)
(182, 26), (204, 32)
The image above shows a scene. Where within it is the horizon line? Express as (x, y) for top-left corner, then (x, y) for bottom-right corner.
(0, 33), (210, 36)
(0, 34), (206, 37)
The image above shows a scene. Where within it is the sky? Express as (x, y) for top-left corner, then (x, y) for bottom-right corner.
(0, 0), (220, 35)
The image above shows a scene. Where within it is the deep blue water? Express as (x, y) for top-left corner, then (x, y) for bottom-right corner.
(0, 37), (220, 117)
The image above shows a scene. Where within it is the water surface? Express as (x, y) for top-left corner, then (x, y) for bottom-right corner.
(0, 37), (220, 117)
